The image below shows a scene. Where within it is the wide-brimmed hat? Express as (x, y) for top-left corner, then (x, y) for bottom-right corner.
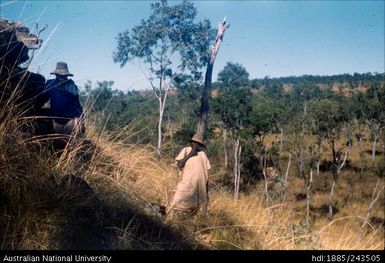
(51, 62), (73, 76)
(191, 133), (204, 145)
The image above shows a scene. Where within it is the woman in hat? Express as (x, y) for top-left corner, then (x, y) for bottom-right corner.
(43, 62), (84, 135)
(168, 133), (211, 216)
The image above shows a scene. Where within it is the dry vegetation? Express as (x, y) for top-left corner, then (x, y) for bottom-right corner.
(1, 112), (383, 249)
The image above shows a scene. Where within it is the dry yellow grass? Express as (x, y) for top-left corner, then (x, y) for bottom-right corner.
(0, 109), (383, 249)
(72, 129), (383, 250)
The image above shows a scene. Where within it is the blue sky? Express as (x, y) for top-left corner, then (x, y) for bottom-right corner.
(1, 0), (384, 91)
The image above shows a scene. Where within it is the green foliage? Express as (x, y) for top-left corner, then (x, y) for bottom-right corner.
(261, 84), (285, 100)
(355, 81), (385, 126)
(90, 81), (115, 112)
(218, 62), (250, 87)
(249, 96), (286, 139)
(112, 0), (215, 153)
(289, 83), (322, 112)
(251, 72), (384, 89)
(112, 0), (215, 83)
(173, 121), (196, 146)
(80, 81), (158, 143)
(239, 140), (261, 183)
(308, 99), (351, 140)
(212, 87), (252, 131)
(175, 80), (202, 120)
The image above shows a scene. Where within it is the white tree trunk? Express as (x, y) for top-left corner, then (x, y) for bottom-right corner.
(359, 178), (384, 237)
(157, 100), (163, 157)
(328, 179), (336, 220)
(371, 133), (377, 161)
(223, 129), (228, 168)
(299, 148), (304, 179)
(233, 139), (241, 200)
(156, 89), (168, 157)
(306, 168), (313, 226)
(260, 153), (269, 206)
(358, 136), (365, 178)
(316, 143), (322, 177)
(284, 153), (292, 187)
(316, 159), (320, 177)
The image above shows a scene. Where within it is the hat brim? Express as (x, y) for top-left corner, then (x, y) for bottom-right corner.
(191, 139), (204, 145)
(51, 72), (73, 77)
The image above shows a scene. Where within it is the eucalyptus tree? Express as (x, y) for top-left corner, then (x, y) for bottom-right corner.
(213, 62), (250, 168)
(289, 82), (322, 114)
(249, 96), (285, 144)
(356, 81), (385, 161)
(217, 62), (250, 88)
(113, 0), (215, 156)
(308, 98), (353, 220)
(211, 87), (251, 198)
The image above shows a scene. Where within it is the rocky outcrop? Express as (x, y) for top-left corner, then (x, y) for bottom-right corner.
(0, 19), (47, 119)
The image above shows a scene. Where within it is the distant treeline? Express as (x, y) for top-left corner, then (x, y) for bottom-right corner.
(247, 72), (385, 89)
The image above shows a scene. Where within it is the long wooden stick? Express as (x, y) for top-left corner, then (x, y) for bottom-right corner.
(196, 17), (230, 137)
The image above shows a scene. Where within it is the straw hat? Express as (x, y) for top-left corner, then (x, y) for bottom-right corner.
(191, 133), (204, 145)
(51, 62), (73, 76)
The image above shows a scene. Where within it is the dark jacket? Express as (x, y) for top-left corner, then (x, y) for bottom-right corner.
(44, 78), (83, 119)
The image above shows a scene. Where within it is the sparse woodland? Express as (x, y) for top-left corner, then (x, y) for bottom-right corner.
(0, 1), (384, 250)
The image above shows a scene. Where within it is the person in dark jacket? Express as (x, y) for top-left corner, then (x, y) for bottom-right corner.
(43, 62), (84, 135)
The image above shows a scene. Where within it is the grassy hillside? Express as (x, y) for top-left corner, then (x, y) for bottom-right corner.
(0, 117), (383, 250)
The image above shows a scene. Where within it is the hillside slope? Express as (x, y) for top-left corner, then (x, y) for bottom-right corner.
(1, 122), (383, 250)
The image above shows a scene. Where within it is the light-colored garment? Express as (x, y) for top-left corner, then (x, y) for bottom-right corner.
(170, 146), (211, 213)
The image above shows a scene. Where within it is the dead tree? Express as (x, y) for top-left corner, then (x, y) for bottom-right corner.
(195, 18), (230, 137)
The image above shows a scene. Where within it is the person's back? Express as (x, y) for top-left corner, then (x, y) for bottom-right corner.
(43, 62), (84, 135)
(168, 134), (211, 216)
(45, 77), (83, 120)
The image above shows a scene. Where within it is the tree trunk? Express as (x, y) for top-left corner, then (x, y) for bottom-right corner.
(328, 144), (350, 220)
(196, 18), (230, 137)
(298, 148), (304, 179)
(223, 129), (228, 168)
(156, 100), (163, 157)
(316, 141), (322, 177)
(155, 87), (168, 157)
(316, 159), (321, 177)
(328, 178), (336, 220)
(284, 153), (292, 188)
(233, 139), (241, 200)
(280, 128), (284, 153)
(371, 133), (377, 161)
(259, 153), (269, 206)
(358, 178), (384, 238)
(306, 168), (313, 226)
(358, 136), (365, 178)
